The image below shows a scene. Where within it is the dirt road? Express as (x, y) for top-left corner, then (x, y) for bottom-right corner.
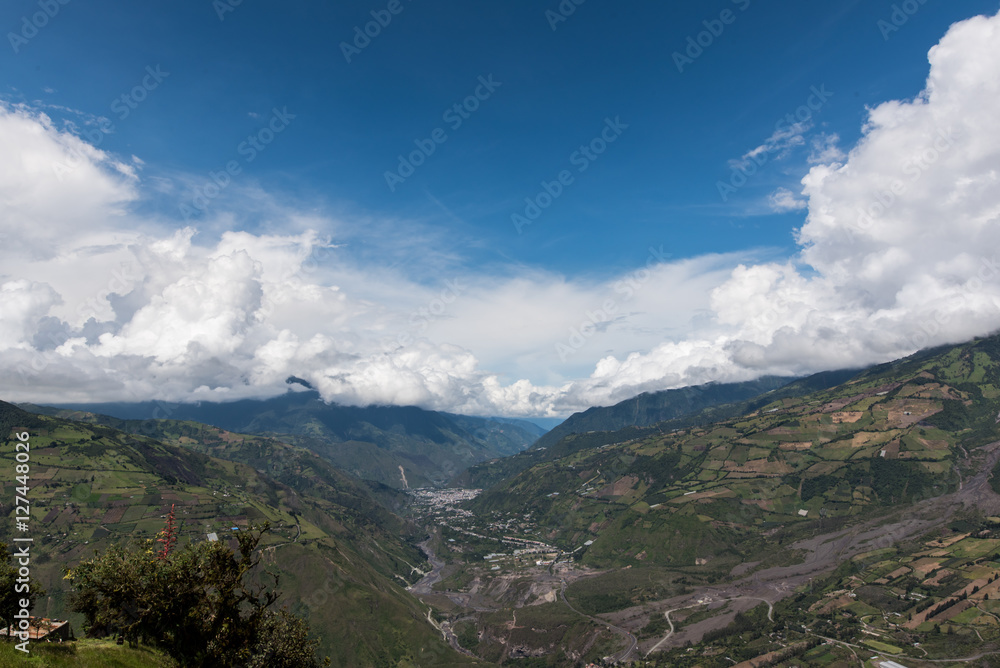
(558, 579), (638, 663)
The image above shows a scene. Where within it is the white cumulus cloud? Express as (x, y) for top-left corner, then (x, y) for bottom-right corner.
(1, 10), (1000, 417)
(768, 187), (807, 212)
(571, 10), (1000, 407)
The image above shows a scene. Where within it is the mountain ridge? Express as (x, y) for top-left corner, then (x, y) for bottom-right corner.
(37, 391), (544, 488)
(457, 369), (863, 489)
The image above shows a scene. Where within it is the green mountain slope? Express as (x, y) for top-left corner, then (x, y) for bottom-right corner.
(24, 409), (416, 519)
(473, 336), (1000, 570)
(0, 401), (484, 667)
(46, 391), (543, 488)
(408, 336), (1000, 665)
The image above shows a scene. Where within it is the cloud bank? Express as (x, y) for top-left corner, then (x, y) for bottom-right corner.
(2, 11), (999, 416)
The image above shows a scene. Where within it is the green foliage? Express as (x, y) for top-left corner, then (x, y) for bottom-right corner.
(925, 399), (972, 431)
(0, 638), (179, 667)
(245, 608), (329, 668)
(565, 567), (690, 616)
(475, 602), (609, 665)
(439, 334), (1000, 664)
(801, 474), (839, 502)
(64, 526), (327, 668)
(855, 585), (911, 613)
(0, 541), (46, 632)
(0, 400), (43, 440)
(638, 612), (671, 638)
(631, 452), (682, 483)
(570, 591), (632, 615)
(465, 375), (848, 487)
(868, 458), (936, 502)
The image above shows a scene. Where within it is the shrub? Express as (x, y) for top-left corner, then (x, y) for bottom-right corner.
(64, 525), (327, 667)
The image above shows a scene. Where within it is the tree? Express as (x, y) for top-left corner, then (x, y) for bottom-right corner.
(247, 609), (330, 668)
(64, 524), (327, 667)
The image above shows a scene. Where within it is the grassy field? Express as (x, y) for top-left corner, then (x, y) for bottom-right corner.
(0, 640), (176, 668)
(862, 638), (903, 653)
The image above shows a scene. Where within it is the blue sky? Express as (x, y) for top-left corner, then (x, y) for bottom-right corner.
(4, 0), (991, 271)
(3, 1), (1000, 415)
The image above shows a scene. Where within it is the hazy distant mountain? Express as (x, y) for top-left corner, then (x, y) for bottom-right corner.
(458, 371), (859, 488)
(43, 390), (545, 488)
(531, 376), (799, 451)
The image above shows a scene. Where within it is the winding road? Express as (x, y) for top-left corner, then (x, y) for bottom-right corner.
(809, 630), (1000, 665)
(558, 579), (638, 663)
(645, 596), (773, 657)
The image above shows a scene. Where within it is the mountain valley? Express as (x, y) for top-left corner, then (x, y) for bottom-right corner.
(9, 335), (1000, 666)
(402, 335), (1000, 666)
